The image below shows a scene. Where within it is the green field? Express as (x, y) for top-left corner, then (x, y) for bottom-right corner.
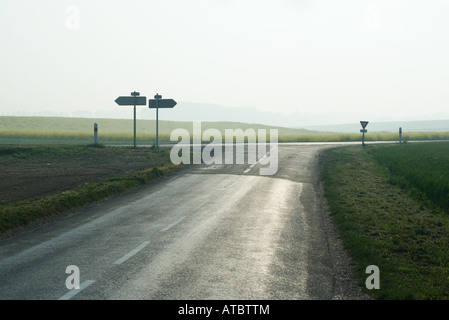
(369, 142), (449, 213)
(2, 116), (449, 145)
(321, 142), (449, 299)
(0, 116), (317, 145)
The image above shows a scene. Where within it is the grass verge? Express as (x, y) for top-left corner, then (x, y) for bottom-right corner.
(321, 143), (449, 299)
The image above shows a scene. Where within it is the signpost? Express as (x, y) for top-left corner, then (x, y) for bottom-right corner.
(360, 121), (369, 146)
(114, 96), (146, 106)
(148, 94), (177, 148)
(115, 91), (146, 147)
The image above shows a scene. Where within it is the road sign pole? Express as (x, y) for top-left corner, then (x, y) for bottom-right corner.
(154, 93), (162, 149)
(148, 94), (176, 148)
(133, 104), (136, 148)
(360, 121), (369, 147)
(360, 129), (367, 146)
(131, 91), (140, 148)
(115, 92), (145, 148)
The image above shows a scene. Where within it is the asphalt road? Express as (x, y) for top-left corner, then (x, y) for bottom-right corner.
(0, 143), (370, 300)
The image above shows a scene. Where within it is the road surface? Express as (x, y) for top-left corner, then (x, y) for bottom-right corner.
(0, 143), (370, 300)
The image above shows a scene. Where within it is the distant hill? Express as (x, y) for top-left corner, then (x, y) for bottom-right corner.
(138, 101), (303, 127)
(301, 120), (449, 133)
(137, 102), (449, 131)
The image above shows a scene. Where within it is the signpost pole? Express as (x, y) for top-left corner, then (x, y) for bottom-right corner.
(154, 93), (162, 149)
(134, 103), (136, 148)
(131, 91), (140, 148)
(115, 92), (146, 147)
(148, 94), (176, 149)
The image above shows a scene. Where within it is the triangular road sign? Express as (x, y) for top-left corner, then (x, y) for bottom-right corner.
(360, 121), (369, 129)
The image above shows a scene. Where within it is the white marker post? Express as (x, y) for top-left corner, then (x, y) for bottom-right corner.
(360, 121), (369, 146)
(94, 123), (98, 145)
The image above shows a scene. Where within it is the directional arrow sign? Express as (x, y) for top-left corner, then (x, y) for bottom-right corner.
(115, 96), (147, 106)
(360, 121), (369, 129)
(148, 99), (177, 109)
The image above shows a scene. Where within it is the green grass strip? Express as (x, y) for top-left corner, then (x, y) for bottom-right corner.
(368, 142), (449, 212)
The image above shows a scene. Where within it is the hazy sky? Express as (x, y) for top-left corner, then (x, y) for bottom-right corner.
(1, 0), (448, 126)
